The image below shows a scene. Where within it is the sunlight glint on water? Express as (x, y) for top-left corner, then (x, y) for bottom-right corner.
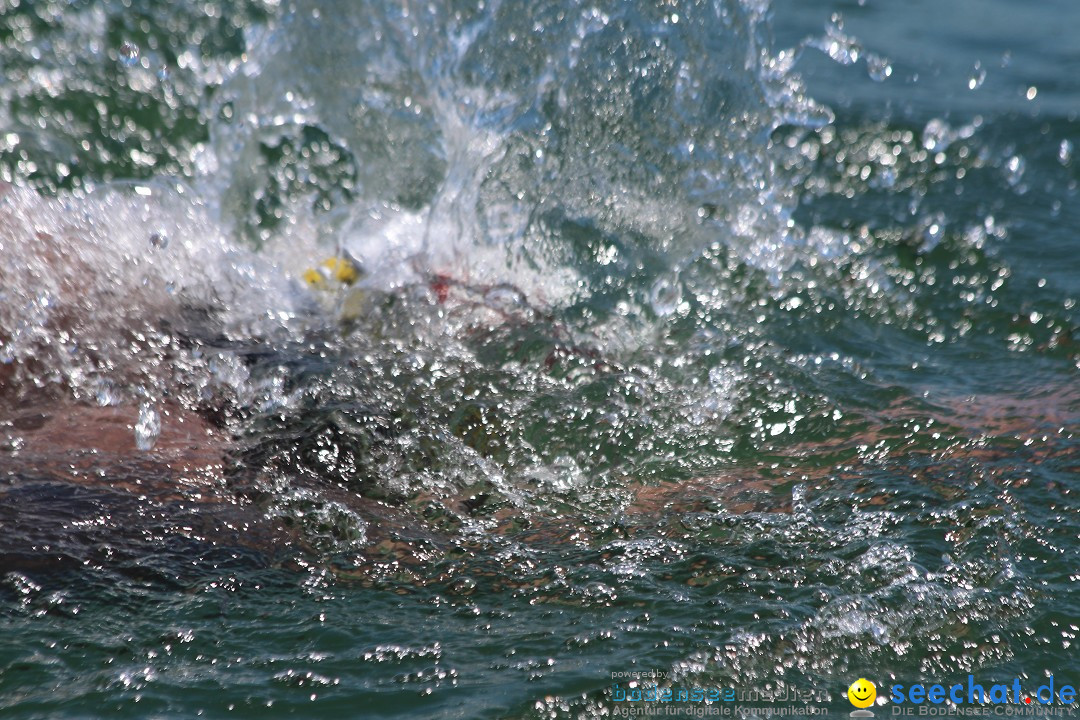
(0, 0), (1077, 717)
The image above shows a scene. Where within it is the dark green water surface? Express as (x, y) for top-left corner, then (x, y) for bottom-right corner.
(1, 0), (1077, 717)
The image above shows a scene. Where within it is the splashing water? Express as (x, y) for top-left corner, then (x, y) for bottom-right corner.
(0, 0), (1078, 717)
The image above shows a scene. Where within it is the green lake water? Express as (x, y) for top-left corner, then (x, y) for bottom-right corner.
(1, 0), (1077, 717)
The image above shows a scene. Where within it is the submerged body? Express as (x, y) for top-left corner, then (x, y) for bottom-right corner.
(2, 185), (1073, 585)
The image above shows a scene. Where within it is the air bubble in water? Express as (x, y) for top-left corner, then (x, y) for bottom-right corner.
(118, 42), (139, 66)
(135, 402), (161, 451)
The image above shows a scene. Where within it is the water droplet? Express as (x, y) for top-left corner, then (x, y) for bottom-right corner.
(149, 232), (168, 249)
(118, 41), (139, 66)
(922, 119), (954, 153)
(877, 166), (897, 189)
(967, 62), (986, 90)
(866, 54), (892, 82)
(94, 380), (121, 407)
(135, 402), (161, 451)
(813, 13), (861, 65)
(1059, 140), (1073, 166)
(1005, 155), (1025, 187)
(483, 285), (529, 314)
(921, 214), (946, 251)
(1025, 86), (1037, 101)
(449, 577), (476, 595)
(649, 275), (682, 316)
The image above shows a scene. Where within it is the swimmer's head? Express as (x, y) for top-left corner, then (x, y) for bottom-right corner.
(303, 255), (362, 289)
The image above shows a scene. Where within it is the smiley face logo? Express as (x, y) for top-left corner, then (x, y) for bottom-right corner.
(848, 678), (877, 708)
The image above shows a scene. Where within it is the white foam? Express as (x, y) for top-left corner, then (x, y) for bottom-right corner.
(0, 182), (305, 405)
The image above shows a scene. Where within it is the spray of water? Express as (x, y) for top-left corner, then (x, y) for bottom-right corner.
(3, 1), (1072, 709)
